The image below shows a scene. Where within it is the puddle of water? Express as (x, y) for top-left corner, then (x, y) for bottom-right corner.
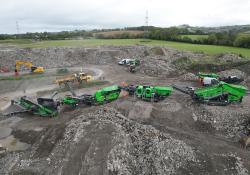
(33, 127), (43, 132)
(0, 127), (12, 139)
(0, 135), (30, 151)
(0, 117), (23, 127)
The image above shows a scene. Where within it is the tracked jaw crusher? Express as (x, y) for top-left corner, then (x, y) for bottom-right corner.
(62, 83), (121, 107)
(173, 82), (248, 106)
(121, 85), (173, 102)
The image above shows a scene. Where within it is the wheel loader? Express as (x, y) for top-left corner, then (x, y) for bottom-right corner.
(173, 82), (248, 105)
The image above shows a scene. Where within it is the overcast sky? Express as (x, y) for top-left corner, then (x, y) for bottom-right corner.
(1, 0), (250, 34)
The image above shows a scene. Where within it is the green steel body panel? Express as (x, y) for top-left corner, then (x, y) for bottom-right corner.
(194, 82), (248, 102)
(154, 86), (173, 96)
(62, 96), (79, 106)
(128, 59), (140, 66)
(16, 97), (58, 117)
(94, 85), (121, 104)
(135, 85), (173, 101)
(198, 72), (219, 78)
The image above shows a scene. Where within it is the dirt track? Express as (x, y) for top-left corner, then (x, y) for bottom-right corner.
(0, 45), (250, 174)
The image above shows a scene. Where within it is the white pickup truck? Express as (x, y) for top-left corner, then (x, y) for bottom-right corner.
(118, 59), (132, 65)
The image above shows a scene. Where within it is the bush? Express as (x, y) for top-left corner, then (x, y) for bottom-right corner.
(57, 68), (68, 74)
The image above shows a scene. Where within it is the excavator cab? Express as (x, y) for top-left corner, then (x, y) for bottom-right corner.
(31, 66), (44, 73)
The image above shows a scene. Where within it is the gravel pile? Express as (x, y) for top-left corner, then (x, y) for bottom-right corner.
(3, 107), (196, 174)
(216, 53), (245, 62)
(180, 72), (198, 81)
(0, 105), (249, 174)
(0, 45), (203, 77)
(0, 46), (147, 70)
(91, 107), (197, 174)
(218, 69), (246, 79)
(192, 97), (250, 140)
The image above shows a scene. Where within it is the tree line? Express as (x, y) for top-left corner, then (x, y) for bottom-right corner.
(0, 26), (250, 48)
(0, 30), (93, 40)
(147, 27), (250, 48)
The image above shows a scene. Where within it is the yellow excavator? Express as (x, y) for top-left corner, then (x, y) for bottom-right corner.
(15, 60), (44, 76)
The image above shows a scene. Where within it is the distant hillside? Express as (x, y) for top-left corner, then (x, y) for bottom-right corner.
(177, 24), (250, 34)
(94, 30), (144, 39)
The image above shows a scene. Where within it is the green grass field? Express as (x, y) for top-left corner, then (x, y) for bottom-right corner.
(180, 35), (208, 40)
(1, 39), (250, 57)
(0, 39), (34, 44)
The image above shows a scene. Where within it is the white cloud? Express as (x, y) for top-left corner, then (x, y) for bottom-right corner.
(0, 0), (250, 34)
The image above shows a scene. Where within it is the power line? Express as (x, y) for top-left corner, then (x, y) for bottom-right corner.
(145, 10), (149, 29)
(16, 21), (20, 34)
(144, 10), (149, 38)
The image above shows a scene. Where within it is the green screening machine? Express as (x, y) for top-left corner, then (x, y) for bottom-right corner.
(173, 82), (248, 105)
(4, 94), (60, 117)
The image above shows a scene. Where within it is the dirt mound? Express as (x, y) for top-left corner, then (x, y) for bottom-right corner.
(192, 96), (250, 140)
(150, 47), (165, 56)
(0, 107), (198, 174)
(0, 45), (204, 77)
(216, 53), (245, 62)
(180, 72), (197, 81)
(218, 69), (246, 79)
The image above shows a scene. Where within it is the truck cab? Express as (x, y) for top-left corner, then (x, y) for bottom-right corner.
(118, 59), (131, 65)
(203, 77), (219, 86)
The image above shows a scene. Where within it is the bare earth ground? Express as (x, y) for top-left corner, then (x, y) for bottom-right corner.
(0, 45), (250, 174)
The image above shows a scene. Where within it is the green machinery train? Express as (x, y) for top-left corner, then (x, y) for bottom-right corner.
(63, 84), (173, 106)
(3, 82), (248, 117)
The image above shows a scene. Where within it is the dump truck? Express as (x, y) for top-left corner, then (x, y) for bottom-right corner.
(55, 72), (92, 85)
(15, 60), (44, 76)
(173, 82), (248, 105)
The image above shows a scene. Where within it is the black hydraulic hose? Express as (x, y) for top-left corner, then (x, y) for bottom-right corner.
(172, 85), (192, 95)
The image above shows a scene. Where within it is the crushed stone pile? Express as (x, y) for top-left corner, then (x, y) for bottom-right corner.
(0, 106), (249, 174)
(218, 69), (246, 79)
(192, 96), (250, 140)
(0, 45), (203, 77)
(179, 72), (198, 81)
(216, 53), (245, 62)
(0, 107), (197, 174)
